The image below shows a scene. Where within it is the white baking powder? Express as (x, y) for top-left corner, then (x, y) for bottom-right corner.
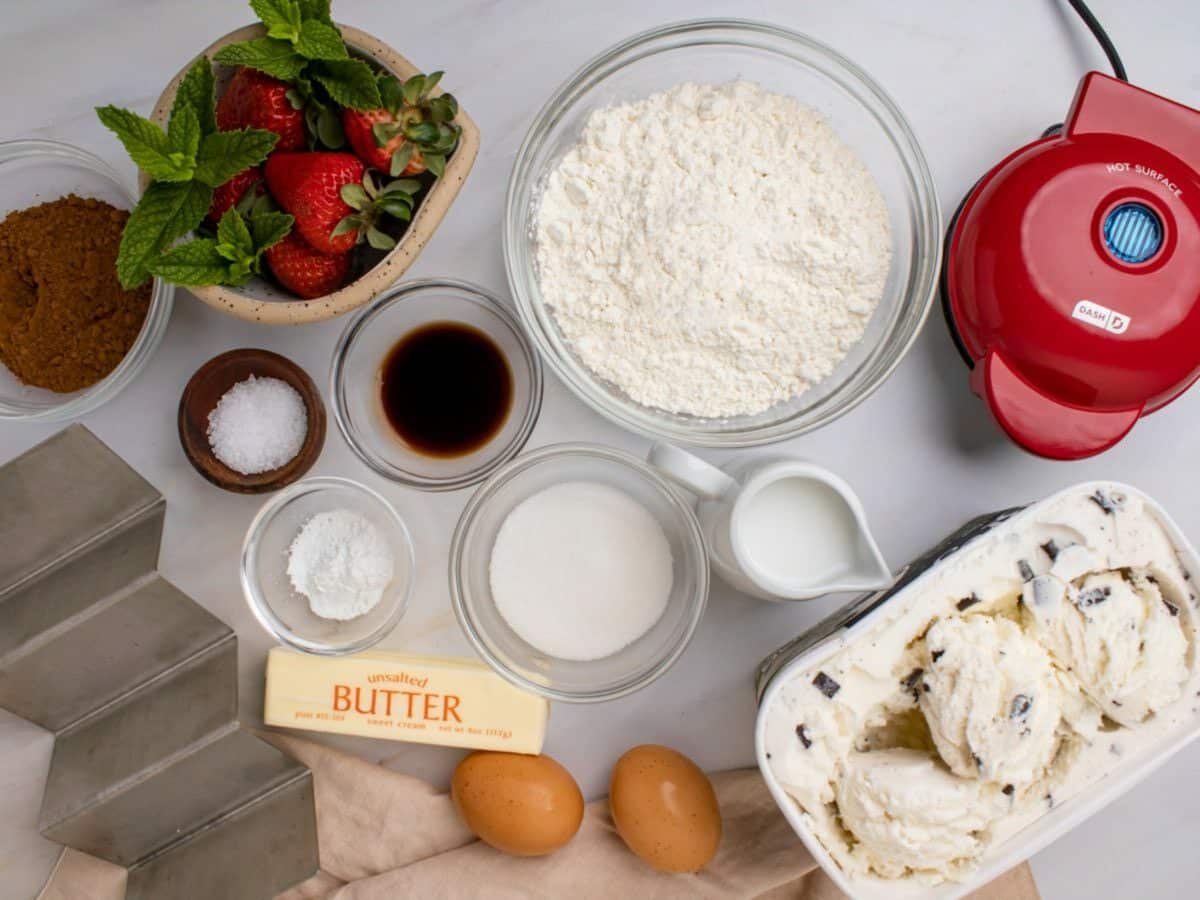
(534, 80), (893, 418)
(207, 375), (307, 475)
(489, 481), (674, 661)
(287, 509), (395, 621)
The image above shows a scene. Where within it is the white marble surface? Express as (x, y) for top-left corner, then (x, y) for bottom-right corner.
(2, 1), (1199, 897)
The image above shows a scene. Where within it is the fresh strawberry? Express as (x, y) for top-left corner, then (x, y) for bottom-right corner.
(216, 67), (305, 152)
(265, 152), (418, 254)
(342, 72), (461, 177)
(204, 167), (263, 229)
(264, 232), (350, 299)
(264, 152), (363, 254)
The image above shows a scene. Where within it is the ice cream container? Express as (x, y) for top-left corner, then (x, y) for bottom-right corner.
(754, 481), (1200, 900)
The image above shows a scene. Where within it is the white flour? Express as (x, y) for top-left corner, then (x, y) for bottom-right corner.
(534, 80), (893, 418)
(287, 509), (395, 621)
(489, 481), (673, 661)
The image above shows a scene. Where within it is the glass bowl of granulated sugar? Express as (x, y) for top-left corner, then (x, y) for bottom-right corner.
(450, 443), (709, 702)
(242, 476), (415, 655)
(504, 20), (941, 447)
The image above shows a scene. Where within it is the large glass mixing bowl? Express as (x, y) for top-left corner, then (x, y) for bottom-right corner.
(504, 19), (941, 446)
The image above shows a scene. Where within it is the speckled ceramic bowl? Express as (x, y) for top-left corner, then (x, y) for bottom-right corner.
(144, 23), (479, 325)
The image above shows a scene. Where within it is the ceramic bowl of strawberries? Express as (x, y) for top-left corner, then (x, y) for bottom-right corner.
(104, 1), (478, 324)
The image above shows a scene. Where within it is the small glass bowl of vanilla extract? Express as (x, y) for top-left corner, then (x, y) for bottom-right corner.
(330, 279), (543, 491)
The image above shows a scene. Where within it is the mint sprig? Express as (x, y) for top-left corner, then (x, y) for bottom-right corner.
(98, 56), (280, 288)
(149, 207), (293, 287)
(214, 0), (380, 110)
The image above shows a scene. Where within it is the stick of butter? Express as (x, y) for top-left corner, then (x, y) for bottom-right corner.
(264, 647), (549, 754)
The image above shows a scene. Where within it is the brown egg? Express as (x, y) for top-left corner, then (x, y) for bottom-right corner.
(451, 751), (584, 856)
(609, 744), (722, 873)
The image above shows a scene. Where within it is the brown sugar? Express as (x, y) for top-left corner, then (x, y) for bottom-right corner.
(0, 195), (152, 393)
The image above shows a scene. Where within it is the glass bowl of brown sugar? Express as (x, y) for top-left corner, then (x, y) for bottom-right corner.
(0, 139), (174, 422)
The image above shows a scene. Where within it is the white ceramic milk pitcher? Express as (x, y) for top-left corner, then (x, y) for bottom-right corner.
(648, 443), (890, 602)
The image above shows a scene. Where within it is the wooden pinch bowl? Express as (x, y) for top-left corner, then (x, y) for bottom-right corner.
(179, 348), (326, 493)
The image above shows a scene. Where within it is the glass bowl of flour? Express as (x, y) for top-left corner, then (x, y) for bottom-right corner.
(450, 443), (709, 702)
(242, 476), (416, 654)
(504, 20), (940, 446)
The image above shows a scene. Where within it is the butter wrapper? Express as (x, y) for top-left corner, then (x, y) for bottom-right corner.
(264, 648), (548, 754)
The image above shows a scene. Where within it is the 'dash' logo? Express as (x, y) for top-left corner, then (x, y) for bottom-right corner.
(1072, 300), (1131, 335)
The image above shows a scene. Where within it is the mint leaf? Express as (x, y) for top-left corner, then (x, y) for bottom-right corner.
(311, 59), (381, 110)
(167, 105), (201, 173)
(294, 19), (347, 60)
(148, 238), (231, 286)
(252, 0), (303, 40)
(296, 0), (332, 23)
(214, 38), (307, 81)
(248, 211), (293, 256)
(116, 180), (212, 288)
(96, 106), (194, 182)
(173, 58), (216, 135)
(216, 208), (255, 259)
(193, 128), (277, 187)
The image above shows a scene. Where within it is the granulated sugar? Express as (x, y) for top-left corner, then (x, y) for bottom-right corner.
(207, 375), (307, 475)
(489, 481), (674, 661)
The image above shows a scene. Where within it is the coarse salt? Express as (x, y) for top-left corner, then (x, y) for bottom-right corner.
(207, 375), (307, 475)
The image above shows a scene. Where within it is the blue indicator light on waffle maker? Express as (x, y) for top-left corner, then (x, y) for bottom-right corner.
(1103, 203), (1163, 264)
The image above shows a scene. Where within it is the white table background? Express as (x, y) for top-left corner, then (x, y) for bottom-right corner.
(2, 1), (1199, 897)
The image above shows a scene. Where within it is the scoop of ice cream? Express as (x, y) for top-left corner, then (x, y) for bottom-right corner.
(918, 615), (1064, 788)
(836, 748), (1005, 879)
(1022, 568), (1189, 726)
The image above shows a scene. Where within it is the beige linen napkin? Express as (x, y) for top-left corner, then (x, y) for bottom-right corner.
(39, 733), (1039, 900)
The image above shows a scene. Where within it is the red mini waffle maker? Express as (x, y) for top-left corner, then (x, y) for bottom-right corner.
(942, 72), (1200, 460)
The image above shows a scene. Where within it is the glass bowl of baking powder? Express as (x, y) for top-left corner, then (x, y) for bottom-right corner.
(242, 476), (416, 655)
(504, 20), (940, 447)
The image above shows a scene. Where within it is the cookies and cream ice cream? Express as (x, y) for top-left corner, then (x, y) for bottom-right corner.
(763, 484), (1198, 887)
(1022, 567), (1189, 727)
(918, 615), (1067, 789)
(835, 748), (1007, 880)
